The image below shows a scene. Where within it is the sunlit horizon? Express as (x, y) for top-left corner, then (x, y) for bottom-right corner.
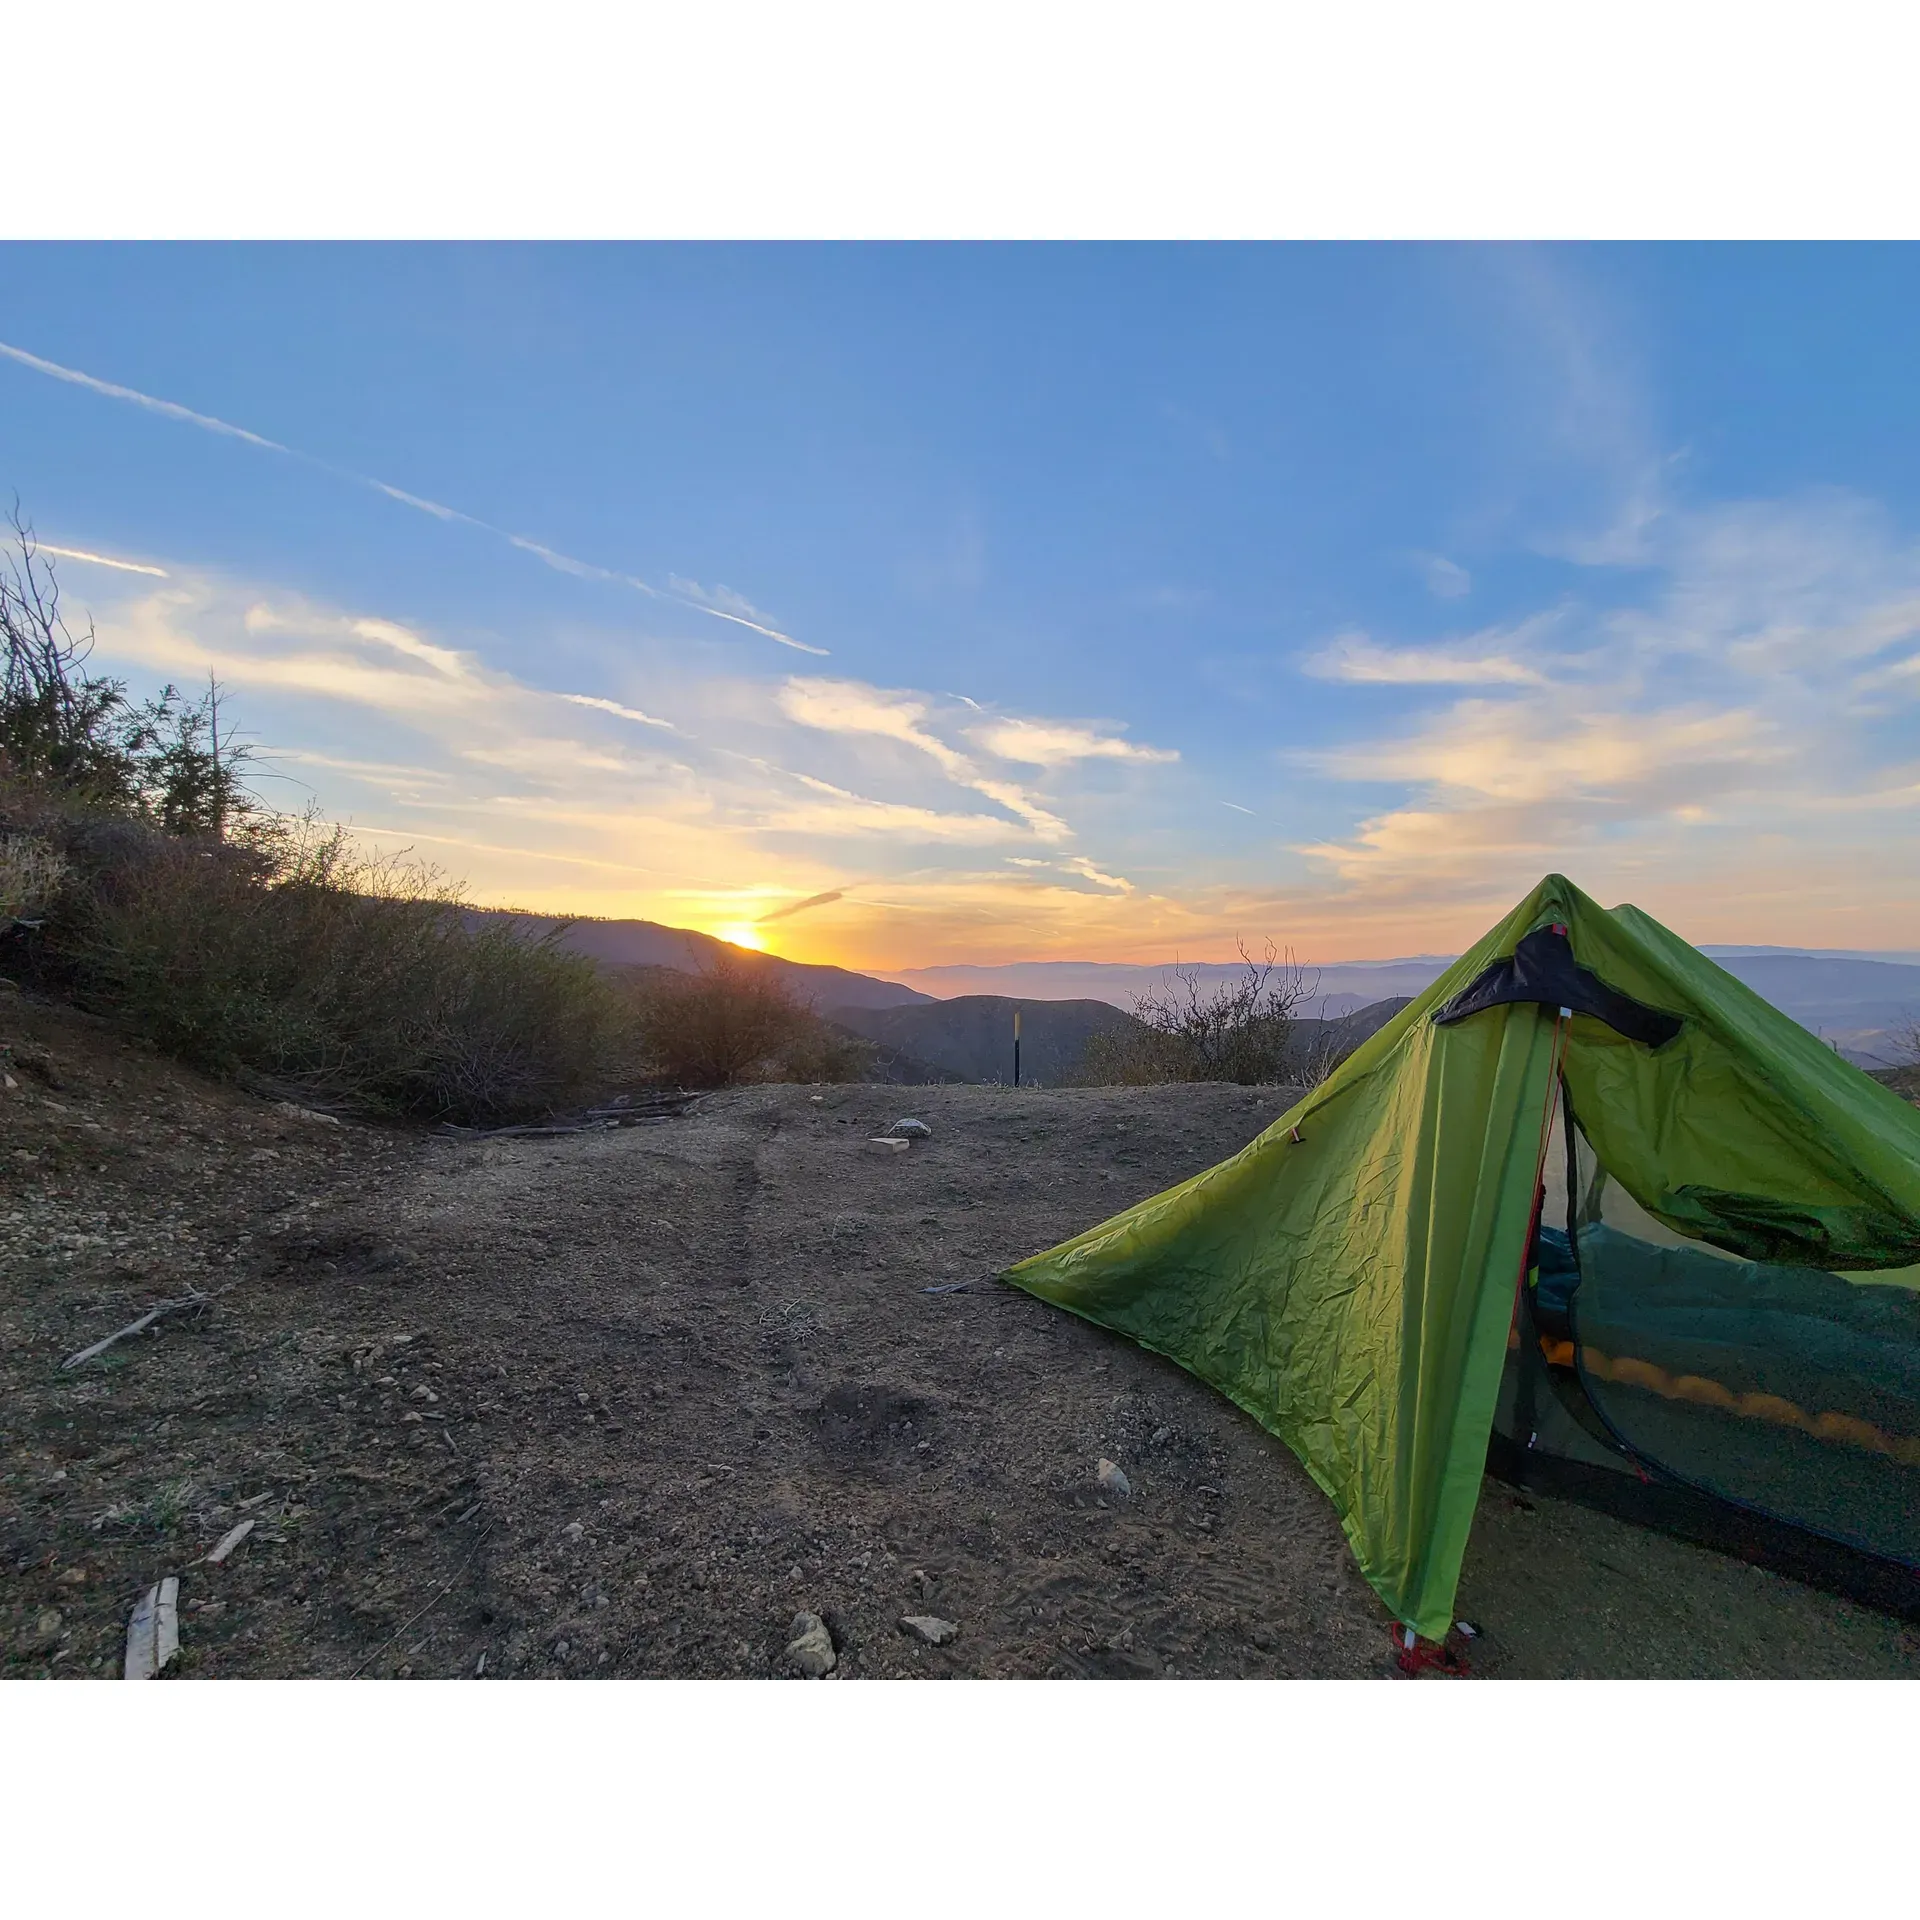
(8, 244), (1920, 970)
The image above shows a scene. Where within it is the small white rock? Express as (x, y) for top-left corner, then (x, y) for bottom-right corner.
(866, 1137), (910, 1155)
(561, 1520), (586, 1542)
(1096, 1458), (1132, 1501)
(899, 1614), (958, 1647)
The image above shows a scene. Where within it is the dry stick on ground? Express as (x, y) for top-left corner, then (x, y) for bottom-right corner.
(62, 1289), (211, 1369)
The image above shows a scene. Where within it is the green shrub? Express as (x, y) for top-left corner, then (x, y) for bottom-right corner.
(625, 950), (871, 1088)
(0, 507), (625, 1125)
(49, 813), (617, 1123)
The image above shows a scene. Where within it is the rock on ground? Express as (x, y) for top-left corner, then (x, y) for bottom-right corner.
(785, 1611), (836, 1677)
(900, 1615), (958, 1647)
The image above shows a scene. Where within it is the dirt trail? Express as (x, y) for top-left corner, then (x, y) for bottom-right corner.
(6, 996), (1917, 1679)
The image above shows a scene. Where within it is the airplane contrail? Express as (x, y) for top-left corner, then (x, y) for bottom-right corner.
(0, 336), (827, 655)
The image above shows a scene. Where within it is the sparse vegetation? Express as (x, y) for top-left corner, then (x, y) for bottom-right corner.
(1079, 941), (1317, 1085)
(0, 829), (68, 924)
(1, 507), (619, 1124)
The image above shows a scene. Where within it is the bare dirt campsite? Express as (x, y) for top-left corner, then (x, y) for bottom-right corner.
(5, 989), (1917, 1681)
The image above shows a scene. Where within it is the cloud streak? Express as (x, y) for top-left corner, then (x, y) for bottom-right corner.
(559, 692), (677, 730)
(0, 335), (823, 656)
(0, 339), (287, 451)
(36, 542), (169, 578)
(1304, 631), (1548, 686)
(970, 716), (1178, 767)
(778, 677), (1092, 843)
(1291, 490), (1920, 938)
(759, 888), (846, 923)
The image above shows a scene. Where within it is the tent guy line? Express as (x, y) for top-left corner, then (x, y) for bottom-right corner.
(0, 336), (826, 655)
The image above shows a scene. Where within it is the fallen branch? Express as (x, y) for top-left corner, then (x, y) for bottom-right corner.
(434, 1092), (701, 1140)
(231, 1067), (361, 1117)
(63, 1290), (209, 1369)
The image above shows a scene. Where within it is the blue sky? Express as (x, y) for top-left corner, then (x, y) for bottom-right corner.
(6, 242), (1920, 965)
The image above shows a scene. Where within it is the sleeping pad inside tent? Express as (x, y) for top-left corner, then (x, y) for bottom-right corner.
(1004, 875), (1920, 1640)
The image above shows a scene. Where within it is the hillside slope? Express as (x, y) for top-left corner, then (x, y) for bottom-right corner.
(469, 911), (929, 1012)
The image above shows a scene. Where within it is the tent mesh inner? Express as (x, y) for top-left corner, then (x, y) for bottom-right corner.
(1556, 1107), (1920, 1567)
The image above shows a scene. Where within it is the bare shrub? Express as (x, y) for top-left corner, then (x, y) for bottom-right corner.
(629, 949), (872, 1088)
(1294, 1021), (1354, 1090)
(2, 511), (254, 832)
(1080, 940), (1317, 1086)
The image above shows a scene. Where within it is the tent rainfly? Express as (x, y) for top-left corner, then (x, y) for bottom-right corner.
(1006, 875), (1920, 1640)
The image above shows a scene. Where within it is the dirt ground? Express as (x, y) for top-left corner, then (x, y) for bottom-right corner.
(5, 988), (1917, 1681)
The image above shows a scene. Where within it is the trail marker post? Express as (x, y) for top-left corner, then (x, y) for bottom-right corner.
(1013, 1007), (1022, 1088)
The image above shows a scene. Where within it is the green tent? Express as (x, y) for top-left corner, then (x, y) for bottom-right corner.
(1006, 875), (1920, 1639)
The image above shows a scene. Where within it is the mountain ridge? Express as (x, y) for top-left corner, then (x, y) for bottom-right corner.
(465, 910), (930, 1012)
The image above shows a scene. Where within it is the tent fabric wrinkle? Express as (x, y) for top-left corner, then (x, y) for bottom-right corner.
(1004, 874), (1920, 1640)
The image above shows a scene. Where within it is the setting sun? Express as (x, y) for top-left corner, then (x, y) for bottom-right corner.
(715, 922), (768, 952)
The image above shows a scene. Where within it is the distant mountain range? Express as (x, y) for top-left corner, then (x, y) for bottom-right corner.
(877, 956), (1457, 1014)
(878, 948), (1920, 1067)
(474, 912), (1920, 1071)
(826, 992), (1415, 1087)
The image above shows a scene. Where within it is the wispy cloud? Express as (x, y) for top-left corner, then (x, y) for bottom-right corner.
(368, 481), (469, 523)
(559, 693), (677, 730)
(1485, 249), (1670, 568)
(779, 678), (974, 777)
(1221, 801), (1257, 816)
(777, 677), (1084, 843)
(1417, 553), (1471, 599)
(759, 887), (845, 924)
(970, 716), (1178, 767)
(1311, 699), (1777, 810)
(1062, 855), (1133, 893)
(666, 578), (827, 654)
(1304, 630), (1548, 686)
(771, 772), (1036, 845)
(68, 565), (1172, 963)
(0, 336), (822, 656)
(36, 542), (169, 578)
(1293, 489), (1920, 938)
